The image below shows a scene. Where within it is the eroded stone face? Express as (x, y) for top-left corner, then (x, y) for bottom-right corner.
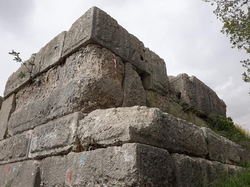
(8, 44), (124, 136)
(171, 153), (243, 187)
(0, 96), (3, 110)
(29, 112), (84, 159)
(40, 143), (174, 187)
(77, 106), (208, 157)
(0, 94), (16, 140)
(122, 62), (146, 107)
(0, 160), (40, 187)
(63, 6), (169, 95)
(202, 127), (250, 165)
(169, 73), (227, 117)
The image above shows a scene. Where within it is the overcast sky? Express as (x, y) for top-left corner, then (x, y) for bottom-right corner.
(0, 0), (249, 130)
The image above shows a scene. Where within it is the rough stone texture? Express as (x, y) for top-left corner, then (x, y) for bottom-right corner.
(77, 106), (208, 157)
(0, 160), (40, 187)
(169, 73), (227, 117)
(202, 127), (250, 165)
(40, 143), (174, 187)
(0, 96), (3, 109)
(4, 54), (36, 97)
(8, 44), (124, 135)
(29, 112), (84, 158)
(122, 62), (146, 107)
(63, 6), (169, 94)
(0, 131), (30, 164)
(0, 94), (16, 140)
(34, 31), (66, 74)
(172, 153), (243, 187)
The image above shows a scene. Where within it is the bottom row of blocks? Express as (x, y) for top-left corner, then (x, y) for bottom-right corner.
(0, 143), (242, 187)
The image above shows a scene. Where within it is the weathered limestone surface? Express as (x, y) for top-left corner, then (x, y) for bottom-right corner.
(172, 153), (243, 187)
(29, 112), (84, 159)
(0, 160), (40, 187)
(169, 73), (226, 117)
(122, 62), (146, 107)
(63, 6), (169, 94)
(0, 96), (3, 109)
(8, 45), (124, 135)
(0, 94), (16, 140)
(34, 31), (66, 74)
(0, 130), (30, 164)
(202, 127), (250, 165)
(40, 143), (174, 187)
(4, 54), (36, 97)
(77, 106), (208, 157)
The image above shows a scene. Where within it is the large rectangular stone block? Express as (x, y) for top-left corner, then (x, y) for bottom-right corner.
(0, 160), (40, 187)
(202, 127), (250, 165)
(63, 6), (169, 94)
(8, 45), (124, 135)
(172, 153), (243, 187)
(0, 94), (15, 140)
(77, 106), (208, 158)
(169, 73), (226, 117)
(33, 31), (66, 75)
(29, 112), (84, 158)
(0, 130), (30, 164)
(40, 143), (174, 187)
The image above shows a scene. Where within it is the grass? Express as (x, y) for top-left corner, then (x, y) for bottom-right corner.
(206, 115), (250, 151)
(204, 116), (250, 186)
(207, 167), (250, 187)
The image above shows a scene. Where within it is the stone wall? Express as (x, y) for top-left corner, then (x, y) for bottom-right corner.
(169, 73), (227, 117)
(0, 6), (248, 187)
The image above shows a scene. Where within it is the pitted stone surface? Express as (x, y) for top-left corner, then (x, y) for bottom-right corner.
(122, 62), (146, 107)
(169, 73), (226, 117)
(63, 6), (169, 94)
(40, 143), (174, 187)
(8, 44), (124, 135)
(34, 31), (66, 74)
(202, 127), (250, 165)
(0, 160), (40, 187)
(0, 130), (30, 164)
(0, 94), (16, 140)
(0, 96), (3, 109)
(29, 112), (83, 158)
(77, 106), (208, 157)
(172, 153), (243, 187)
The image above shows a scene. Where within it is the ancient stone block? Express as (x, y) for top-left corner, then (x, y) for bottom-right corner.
(0, 96), (3, 109)
(39, 155), (67, 187)
(4, 54), (36, 97)
(34, 31), (66, 74)
(0, 160), (40, 187)
(29, 112), (84, 158)
(77, 106), (208, 157)
(8, 44), (124, 135)
(171, 153), (243, 187)
(0, 94), (16, 140)
(63, 6), (169, 94)
(40, 143), (174, 187)
(169, 73), (226, 117)
(0, 131), (30, 164)
(202, 127), (250, 164)
(122, 62), (146, 107)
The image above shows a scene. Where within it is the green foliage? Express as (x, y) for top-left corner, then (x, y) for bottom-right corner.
(207, 115), (250, 150)
(207, 166), (250, 187)
(203, 0), (250, 92)
(9, 50), (35, 79)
